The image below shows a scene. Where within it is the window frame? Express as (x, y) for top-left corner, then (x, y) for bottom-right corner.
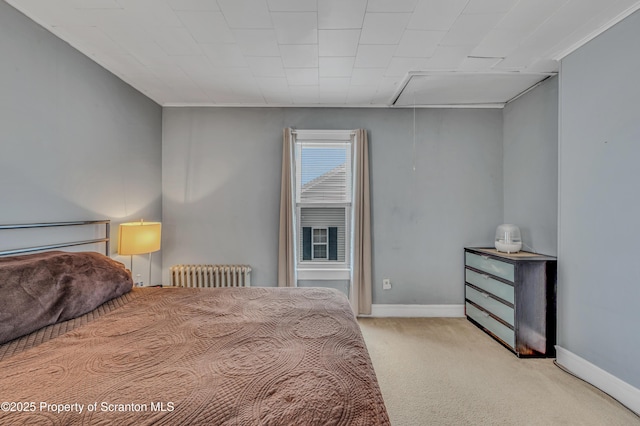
(292, 130), (354, 281)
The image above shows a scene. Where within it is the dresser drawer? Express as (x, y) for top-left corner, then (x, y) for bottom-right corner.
(465, 285), (514, 326)
(465, 252), (515, 282)
(465, 268), (514, 304)
(466, 302), (515, 349)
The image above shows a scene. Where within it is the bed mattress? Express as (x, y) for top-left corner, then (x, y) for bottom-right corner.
(0, 287), (389, 425)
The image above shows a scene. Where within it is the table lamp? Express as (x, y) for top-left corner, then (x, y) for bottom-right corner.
(118, 220), (161, 286)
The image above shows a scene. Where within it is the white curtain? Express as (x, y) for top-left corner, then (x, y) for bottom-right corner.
(277, 128), (296, 287)
(351, 129), (372, 315)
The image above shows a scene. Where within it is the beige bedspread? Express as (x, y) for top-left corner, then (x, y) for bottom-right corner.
(0, 287), (389, 425)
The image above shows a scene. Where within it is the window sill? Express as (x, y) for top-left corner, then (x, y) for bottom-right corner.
(297, 268), (350, 280)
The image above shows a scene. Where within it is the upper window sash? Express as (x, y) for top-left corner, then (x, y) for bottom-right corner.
(294, 141), (353, 204)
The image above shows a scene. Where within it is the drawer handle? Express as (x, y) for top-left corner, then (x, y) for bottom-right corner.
(481, 255), (489, 260)
(481, 312), (490, 318)
(481, 292), (489, 298)
(482, 274), (490, 280)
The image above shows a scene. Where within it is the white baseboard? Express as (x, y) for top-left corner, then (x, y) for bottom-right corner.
(367, 304), (465, 318)
(555, 345), (640, 416)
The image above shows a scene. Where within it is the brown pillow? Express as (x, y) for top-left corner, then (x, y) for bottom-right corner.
(0, 251), (133, 344)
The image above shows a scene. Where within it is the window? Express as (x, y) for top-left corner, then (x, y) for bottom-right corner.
(312, 228), (327, 259)
(292, 130), (354, 280)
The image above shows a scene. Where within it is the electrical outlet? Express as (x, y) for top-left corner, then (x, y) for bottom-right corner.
(382, 278), (392, 290)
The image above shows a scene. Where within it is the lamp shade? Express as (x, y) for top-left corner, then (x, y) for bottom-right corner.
(118, 222), (161, 255)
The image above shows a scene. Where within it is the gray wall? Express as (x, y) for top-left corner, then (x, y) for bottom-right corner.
(0, 2), (163, 283)
(163, 107), (503, 304)
(559, 10), (640, 388)
(503, 77), (558, 256)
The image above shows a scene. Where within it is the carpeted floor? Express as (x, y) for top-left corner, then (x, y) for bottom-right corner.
(358, 317), (640, 426)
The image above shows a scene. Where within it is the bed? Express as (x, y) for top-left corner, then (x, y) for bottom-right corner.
(0, 221), (389, 425)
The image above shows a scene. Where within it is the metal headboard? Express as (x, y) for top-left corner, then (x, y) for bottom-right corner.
(0, 220), (110, 257)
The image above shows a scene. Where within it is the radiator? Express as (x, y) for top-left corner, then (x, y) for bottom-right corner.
(170, 264), (251, 288)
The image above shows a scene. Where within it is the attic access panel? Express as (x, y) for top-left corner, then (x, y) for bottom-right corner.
(392, 72), (555, 107)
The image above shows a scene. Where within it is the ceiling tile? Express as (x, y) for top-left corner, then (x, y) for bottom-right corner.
(70, 0), (120, 9)
(176, 55), (219, 81)
(408, 0), (468, 31)
(319, 77), (351, 91)
(247, 57), (285, 77)
(267, 0), (316, 12)
(205, 87), (244, 104)
(385, 57), (428, 77)
(440, 13), (505, 46)
(272, 12), (317, 44)
(318, 30), (361, 56)
(319, 92), (348, 104)
(470, 28), (522, 58)
(263, 90), (292, 104)
(98, 22), (154, 47)
(54, 25), (123, 56)
(162, 87), (212, 105)
(176, 11), (234, 43)
(116, 0), (183, 27)
(377, 77), (402, 95)
(233, 29), (280, 56)
(148, 65), (203, 95)
(347, 85), (376, 104)
(94, 51), (149, 76)
(256, 77), (289, 91)
(394, 30), (445, 57)
(146, 63), (186, 84)
(200, 44), (249, 68)
(371, 92), (393, 105)
(11, 0), (84, 27)
(319, 57), (355, 77)
(318, 0), (367, 29)
(459, 56), (503, 71)
(171, 90), (215, 105)
(492, 50), (536, 70)
(217, 0), (273, 29)
(74, 8), (130, 27)
(519, 1), (612, 60)
(371, 82), (399, 105)
(230, 93), (267, 105)
(360, 13), (411, 44)
(424, 46), (473, 70)
(121, 72), (173, 103)
(150, 27), (203, 56)
(350, 68), (385, 86)
(354, 45), (396, 68)
(286, 68), (319, 85)
(290, 85), (320, 104)
(212, 65), (255, 78)
(211, 68), (257, 89)
(497, 0), (570, 33)
(167, 0), (220, 11)
(136, 51), (182, 71)
(463, 0), (516, 14)
(366, 0), (418, 13)
(280, 44), (319, 68)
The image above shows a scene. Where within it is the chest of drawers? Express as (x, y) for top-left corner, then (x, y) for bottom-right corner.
(464, 247), (557, 357)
